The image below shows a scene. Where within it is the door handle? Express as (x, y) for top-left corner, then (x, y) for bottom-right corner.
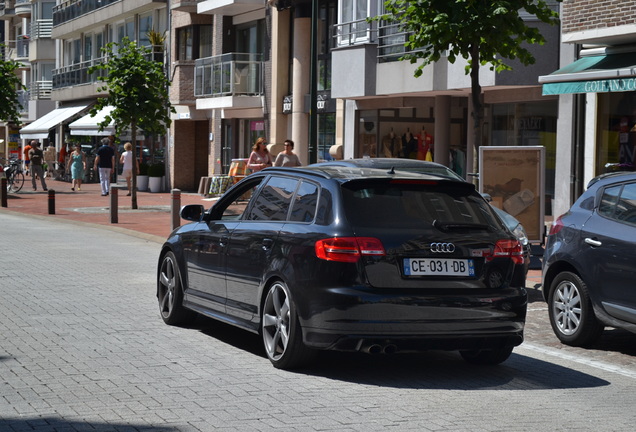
(262, 238), (274, 250)
(584, 237), (602, 247)
(219, 236), (229, 247)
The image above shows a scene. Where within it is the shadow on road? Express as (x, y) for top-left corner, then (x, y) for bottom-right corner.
(0, 417), (182, 432)
(189, 316), (610, 391)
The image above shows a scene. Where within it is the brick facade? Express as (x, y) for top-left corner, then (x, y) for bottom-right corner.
(562, 0), (636, 34)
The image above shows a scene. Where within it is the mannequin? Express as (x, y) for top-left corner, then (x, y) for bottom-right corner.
(417, 126), (434, 161)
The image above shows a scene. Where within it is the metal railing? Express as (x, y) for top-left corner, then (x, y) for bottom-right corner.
(53, 0), (120, 26)
(31, 19), (53, 39)
(52, 56), (106, 89)
(333, 18), (419, 62)
(30, 80), (53, 100)
(194, 52), (263, 97)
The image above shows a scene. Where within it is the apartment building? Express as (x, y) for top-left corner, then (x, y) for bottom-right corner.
(539, 0), (636, 217)
(1, 0), (56, 159)
(3, 0), (563, 202)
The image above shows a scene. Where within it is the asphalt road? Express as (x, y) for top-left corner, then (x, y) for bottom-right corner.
(1, 212), (636, 431)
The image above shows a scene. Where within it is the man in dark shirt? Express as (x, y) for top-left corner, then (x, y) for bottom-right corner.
(28, 141), (48, 192)
(94, 137), (115, 196)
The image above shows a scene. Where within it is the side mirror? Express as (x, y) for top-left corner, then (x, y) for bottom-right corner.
(180, 204), (205, 222)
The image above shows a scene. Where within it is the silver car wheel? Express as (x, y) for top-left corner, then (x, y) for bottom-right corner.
(262, 282), (291, 361)
(159, 254), (178, 319)
(552, 279), (582, 336)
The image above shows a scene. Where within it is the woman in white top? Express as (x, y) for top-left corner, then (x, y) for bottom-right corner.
(274, 139), (302, 167)
(247, 137), (272, 173)
(119, 142), (139, 196)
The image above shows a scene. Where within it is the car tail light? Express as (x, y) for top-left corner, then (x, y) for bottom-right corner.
(485, 239), (524, 265)
(549, 215), (565, 235)
(315, 237), (386, 263)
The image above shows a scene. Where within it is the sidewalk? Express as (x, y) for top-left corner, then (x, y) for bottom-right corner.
(0, 177), (215, 243)
(0, 176), (543, 286)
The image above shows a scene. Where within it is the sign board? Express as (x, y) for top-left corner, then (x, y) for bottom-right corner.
(479, 146), (545, 242)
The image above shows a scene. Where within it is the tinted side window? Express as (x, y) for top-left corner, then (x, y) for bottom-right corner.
(612, 183), (636, 225)
(289, 181), (319, 222)
(598, 185), (622, 218)
(217, 177), (264, 220)
(246, 176), (299, 221)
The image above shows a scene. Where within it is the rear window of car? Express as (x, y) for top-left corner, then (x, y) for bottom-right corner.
(341, 180), (502, 230)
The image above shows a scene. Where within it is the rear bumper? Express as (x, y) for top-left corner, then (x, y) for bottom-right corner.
(298, 286), (527, 352)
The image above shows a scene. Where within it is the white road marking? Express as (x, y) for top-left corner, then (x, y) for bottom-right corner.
(520, 342), (636, 379)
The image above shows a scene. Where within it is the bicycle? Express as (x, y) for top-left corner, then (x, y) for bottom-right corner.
(1, 158), (25, 193)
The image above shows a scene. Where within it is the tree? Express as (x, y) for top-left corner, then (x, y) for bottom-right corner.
(0, 46), (26, 126)
(376, 0), (560, 166)
(88, 37), (173, 209)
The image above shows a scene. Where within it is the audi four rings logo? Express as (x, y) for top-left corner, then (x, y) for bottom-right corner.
(430, 243), (455, 253)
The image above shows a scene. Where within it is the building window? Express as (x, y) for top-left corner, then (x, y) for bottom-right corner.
(177, 25), (213, 61)
(338, 0), (372, 45)
(138, 12), (153, 47)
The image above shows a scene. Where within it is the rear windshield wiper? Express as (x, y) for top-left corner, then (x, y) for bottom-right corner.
(433, 220), (491, 232)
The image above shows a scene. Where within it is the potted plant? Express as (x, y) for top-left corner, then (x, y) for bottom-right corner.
(137, 162), (150, 191)
(148, 162), (165, 193)
(147, 29), (166, 63)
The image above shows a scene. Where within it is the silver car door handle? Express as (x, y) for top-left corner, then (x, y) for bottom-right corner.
(584, 237), (602, 247)
(219, 236), (229, 247)
(262, 238), (274, 250)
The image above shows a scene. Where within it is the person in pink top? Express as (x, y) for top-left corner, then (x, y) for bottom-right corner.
(247, 137), (272, 173)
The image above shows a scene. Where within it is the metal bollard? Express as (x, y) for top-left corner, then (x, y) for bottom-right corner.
(110, 186), (118, 224)
(171, 188), (181, 231)
(48, 190), (55, 215)
(1, 177), (6, 208)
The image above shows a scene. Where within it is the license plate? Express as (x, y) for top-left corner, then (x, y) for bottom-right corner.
(403, 258), (475, 277)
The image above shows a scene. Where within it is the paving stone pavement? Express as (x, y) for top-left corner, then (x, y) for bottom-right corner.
(2, 183), (636, 431)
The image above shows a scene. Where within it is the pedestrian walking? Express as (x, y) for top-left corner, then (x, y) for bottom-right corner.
(67, 144), (86, 192)
(44, 144), (56, 179)
(28, 141), (48, 191)
(273, 139), (302, 167)
(247, 137), (272, 173)
(23, 141), (32, 175)
(94, 137), (115, 196)
(119, 142), (139, 196)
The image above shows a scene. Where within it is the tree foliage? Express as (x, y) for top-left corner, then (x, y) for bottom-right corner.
(0, 46), (27, 125)
(375, 0), (561, 157)
(88, 37), (173, 208)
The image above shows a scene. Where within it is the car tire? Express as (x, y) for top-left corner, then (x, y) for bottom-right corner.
(261, 281), (316, 369)
(460, 346), (514, 365)
(158, 251), (196, 326)
(548, 271), (604, 347)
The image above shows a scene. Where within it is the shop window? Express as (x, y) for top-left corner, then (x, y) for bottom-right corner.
(597, 92), (636, 174)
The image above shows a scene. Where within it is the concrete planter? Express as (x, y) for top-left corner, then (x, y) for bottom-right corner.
(149, 176), (164, 193)
(137, 175), (149, 191)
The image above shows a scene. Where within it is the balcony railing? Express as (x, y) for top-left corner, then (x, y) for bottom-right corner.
(16, 35), (29, 58)
(194, 52), (263, 97)
(52, 56), (106, 89)
(53, 0), (120, 27)
(334, 18), (423, 62)
(30, 80), (52, 100)
(17, 89), (29, 114)
(15, 0), (30, 15)
(31, 19), (53, 39)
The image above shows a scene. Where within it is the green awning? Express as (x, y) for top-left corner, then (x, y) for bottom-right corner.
(539, 51), (636, 95)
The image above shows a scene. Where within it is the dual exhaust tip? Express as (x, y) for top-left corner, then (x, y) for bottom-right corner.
(361, 343), (398, 355)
